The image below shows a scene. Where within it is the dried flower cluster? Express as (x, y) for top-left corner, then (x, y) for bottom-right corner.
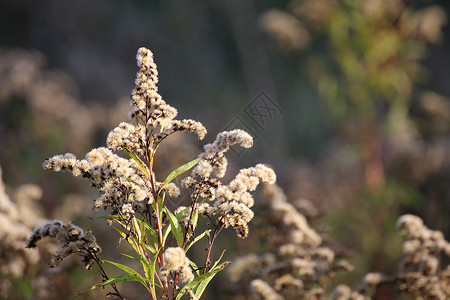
(26, 220), (101, 270)
(182, 130), (276, 238)
(228, 186), (450, 300)
(329, 271), (393, 300)
(0, 165), (47, 297)
(227, 183), (351, 299)
(327, 214), (450, 300)
(396, 214), (450, 299)
(128, 47), (206, 144)
(43, 148), (152, 215)
(161, 247), (194, 284)
(41, 48), (208, 220)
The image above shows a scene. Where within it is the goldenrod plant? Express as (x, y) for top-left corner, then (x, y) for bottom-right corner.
(25, 48), (275, 299)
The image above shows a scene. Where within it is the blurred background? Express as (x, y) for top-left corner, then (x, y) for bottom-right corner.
(0, 0), (449, 299)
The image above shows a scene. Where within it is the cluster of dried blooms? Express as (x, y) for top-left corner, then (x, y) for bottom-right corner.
(227, 183), (352, 299)
(227, 183), (450, 299)
(160, 247), (194, 284)
(0, 165), (47, 297)
(27, 47), (276, 299)
(26, 220), (101, 270)
(395, 214), (450, 299)
(328, 214), (450, 300)
(183, 130), (276, 238)
(43, 148), (153, 216)
(40, 48), (275, 240)
(0, 48), (201, 195)
(40, 48), (208, 220)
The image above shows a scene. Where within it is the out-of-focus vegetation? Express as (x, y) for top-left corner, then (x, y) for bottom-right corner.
(259, 0), (450, 295)
(0, 0), (449, 299)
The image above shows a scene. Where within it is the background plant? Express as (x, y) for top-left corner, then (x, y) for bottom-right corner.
(259, 0), (450, 290)
(225, 183), (450, 299)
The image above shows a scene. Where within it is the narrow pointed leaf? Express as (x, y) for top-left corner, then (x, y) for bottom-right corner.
(124, 148), (150, 178)
(185, 230), (209, 253)
(191, 209), (198, 231)
(104, 260), (146, 285)
(160, 158), (199, 192)
(149, 249), (160, 290)
(176, 263), (228, 300)
(166, 208), (183, 247)
(175, 207), (191, 220)
(132, 217), (142, 243)
(121, 253), (139, 261)
(95, 215), (120, 220)
(88, 274), (141, 291)
(211, 250), (226, 271)
(188, 260), (200, 276)
(195, 261), (229, 298)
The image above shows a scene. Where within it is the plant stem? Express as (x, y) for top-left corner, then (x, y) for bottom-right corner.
(147, 158), (170, 299)
(91, 252), (124, 300)
(204, 223), (224, 273)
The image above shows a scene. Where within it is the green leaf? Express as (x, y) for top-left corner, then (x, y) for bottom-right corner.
(88, 274), (141, 291)
(166, 208), (184, 247)
(144, 243), (156, 254)
(158, 194), (165, 216)
(132, 217), (142, 243)
(163, 225), (171, 247)
(126, 177), (143, 188)
(140, 219), (146, 242)
(104, 260), (146, 286)
(149, 249), (160, 290)
(175, 207), (191, 221)
(114, 227), (126, 239)
(188, 260), (200, 276)
(160, 158), (199, 193)
(140, 253), (151, 285)
(176, 262), (228, 300)
(124, 148), (150, 178)
(121, 253), (139, 261)
(211, 250), (226, 270)
(95, 215), (120, 220)
(141, 218), (157, 236)
(195, 261), (229, 298)
(114, 227), (139, 254)
(195, 274), (217, 298)
(191, 209), (198, 232)
(185, 230), (209, 253)
(139, 219), (158, 253)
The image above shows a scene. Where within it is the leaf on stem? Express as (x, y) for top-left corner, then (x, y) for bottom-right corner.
(165, 208), (184, 247)
(148, 249), (160, 291)
(104, 260), (148, 288)
(88, 274), (142, 291)
(132, 217), (142, 243)
(176, 260), (229, 300)
(191, 209), (198, 232)
(175, 207), (191, 220)
(159, 158), (199, 193)
(124, 148), (150, 179)
(185, 230), (210, 253)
